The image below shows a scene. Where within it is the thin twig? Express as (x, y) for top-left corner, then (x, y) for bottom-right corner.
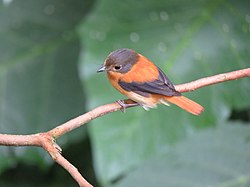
(48, 102), (121, 138)
(52, 151), (93, 187)
(0, 67), (249, 187)
(175, 68), (250, 92)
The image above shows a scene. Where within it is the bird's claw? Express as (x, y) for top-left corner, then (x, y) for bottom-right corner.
(116, 99), (140, 112)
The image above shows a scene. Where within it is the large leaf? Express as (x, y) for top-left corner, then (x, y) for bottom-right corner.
(79, 0), (250, 185)
(113, 123), (250, 187)
(0, 0), (91, 173)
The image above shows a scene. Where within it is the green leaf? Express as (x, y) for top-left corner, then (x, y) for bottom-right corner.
(79, 0), (250, 185)
(113, 123), (250, 187)
(0, 0), (90, 173)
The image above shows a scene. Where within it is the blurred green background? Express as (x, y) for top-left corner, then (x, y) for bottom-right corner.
(0, 0), (250, 186)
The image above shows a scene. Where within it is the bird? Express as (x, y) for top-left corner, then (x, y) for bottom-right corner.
(97, 48), (204, 115)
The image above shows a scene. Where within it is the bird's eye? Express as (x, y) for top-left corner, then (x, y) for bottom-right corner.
(113, 65), (122, 71)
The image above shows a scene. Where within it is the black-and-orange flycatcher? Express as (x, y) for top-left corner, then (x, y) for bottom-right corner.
(97, 48), (204, 115)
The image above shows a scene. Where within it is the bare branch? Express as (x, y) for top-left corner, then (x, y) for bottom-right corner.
(175, 68), (250, 92)
(48, 102), (121, 138)
(0, 134), (40, 146)
(0, 67), (249, 187)
(50, 149), (93, 187)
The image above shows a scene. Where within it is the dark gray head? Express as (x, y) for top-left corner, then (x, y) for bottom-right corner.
(97, 48), (139, 74)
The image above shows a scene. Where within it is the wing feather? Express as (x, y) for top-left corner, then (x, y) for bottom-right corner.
(119, 67), (180, 97)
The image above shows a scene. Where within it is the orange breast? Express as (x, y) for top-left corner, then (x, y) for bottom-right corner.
(107, 71), (128, 95)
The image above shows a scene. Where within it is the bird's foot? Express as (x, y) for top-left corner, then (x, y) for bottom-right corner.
(116, 99), (140, 112)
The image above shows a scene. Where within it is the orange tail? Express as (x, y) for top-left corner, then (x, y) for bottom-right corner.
(164, 96), (204, 115)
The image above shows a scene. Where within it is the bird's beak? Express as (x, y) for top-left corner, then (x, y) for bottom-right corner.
(97, 65), (106, 73)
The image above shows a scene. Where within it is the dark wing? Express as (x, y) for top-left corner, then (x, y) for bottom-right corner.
(157, 68), (176, 90)
(119, 67), (181, 97)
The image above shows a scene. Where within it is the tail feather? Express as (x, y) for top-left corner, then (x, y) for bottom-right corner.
(163, 96), (204, 115)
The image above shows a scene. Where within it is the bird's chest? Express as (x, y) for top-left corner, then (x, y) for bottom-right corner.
(107, 72), (127, 95)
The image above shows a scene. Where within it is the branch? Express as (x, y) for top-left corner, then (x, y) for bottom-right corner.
(175, 68), (250, 92)
(0, 68), (249, 186)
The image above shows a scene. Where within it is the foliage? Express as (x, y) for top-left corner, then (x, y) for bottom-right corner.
(113, 123), (250, 187)
(0, 0), (249, 186)
(0, 0), (92, 181)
